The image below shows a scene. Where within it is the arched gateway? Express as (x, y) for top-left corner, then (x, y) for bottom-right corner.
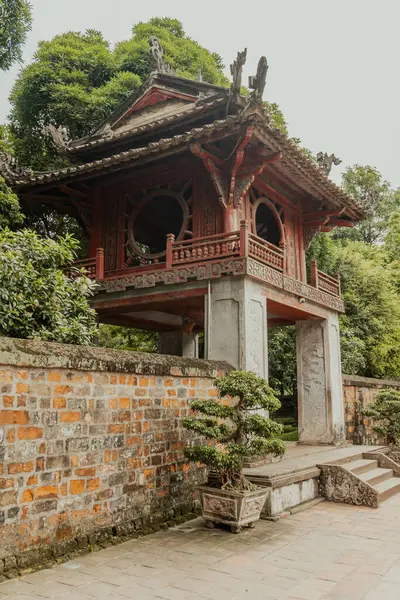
(0, 41), (364, 445)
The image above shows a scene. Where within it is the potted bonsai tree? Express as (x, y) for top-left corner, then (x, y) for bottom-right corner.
(183, 370), (285, 533)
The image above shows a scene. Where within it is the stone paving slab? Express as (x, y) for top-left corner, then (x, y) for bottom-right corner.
(2, 494), (400, 599)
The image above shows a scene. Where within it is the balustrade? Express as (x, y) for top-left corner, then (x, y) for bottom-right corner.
(167, 231), (241, 268)
(310, 259), (341, 297)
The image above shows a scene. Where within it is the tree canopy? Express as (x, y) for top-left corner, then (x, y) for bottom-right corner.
(8, 17), (288, 170)
(8, 18), (230, 169)
(0, 0), (32, 71)
(0, 177), (97, 344)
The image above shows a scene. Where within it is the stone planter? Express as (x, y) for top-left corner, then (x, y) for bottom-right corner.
(198, 484), (269, 533)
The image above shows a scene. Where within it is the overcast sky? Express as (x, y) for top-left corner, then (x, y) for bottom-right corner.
(0, 0), (399, 187)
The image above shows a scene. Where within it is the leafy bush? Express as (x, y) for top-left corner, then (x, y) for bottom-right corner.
(0, 228), (97, 344)
(183, 371), (285, 491)
(363, 389), (400, 445)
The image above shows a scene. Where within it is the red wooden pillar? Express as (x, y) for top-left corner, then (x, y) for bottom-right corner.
(223, 206), (239, 233)
(88, 189), (103, 258)
(96, 248), (105, 280)
(239, 220), (249, 258)
(166, 233), (175, 269)
(310, 259), (318, 289)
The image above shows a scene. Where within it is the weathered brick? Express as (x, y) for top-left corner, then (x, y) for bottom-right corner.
(8, 461), (34, 474)
(70, 480), (85, 495)
(60, 411), (80, 422)
(35, 486), (59, 499)
(0, 479), (14, 489)
(16, 383), (29, 394)
(0, 410), (29, 425)
(87, 478), (100, 491)
(48, 372), (61, 382)
(75, 467), (95, 477)
(0, 490), (17, 507)
(53, 397), (66, 409)
(17, 427), (43, 440)
(54, 385), (73, 395)
(46, 455), (70, 469)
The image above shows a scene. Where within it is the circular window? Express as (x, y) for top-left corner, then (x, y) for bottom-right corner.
(129, 190), (189, 259)
(255, 202), (281, 247)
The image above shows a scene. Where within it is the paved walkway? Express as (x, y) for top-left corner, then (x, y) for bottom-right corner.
(1, 496), (400, 600)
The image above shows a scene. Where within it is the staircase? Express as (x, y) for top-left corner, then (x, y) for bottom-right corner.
(344, 458), (400, 503)
(318, 450), (400, 508)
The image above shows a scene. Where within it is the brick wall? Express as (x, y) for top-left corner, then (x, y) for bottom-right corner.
(343, 374), (400, 444)
(0, 337), (229, 572)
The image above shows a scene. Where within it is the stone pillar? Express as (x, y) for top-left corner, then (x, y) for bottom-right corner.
(296, 313), (345, 445)
(158, 331), (198, 358)
(208, 277), (268, 378)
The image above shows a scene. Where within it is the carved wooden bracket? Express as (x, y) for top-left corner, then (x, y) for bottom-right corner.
(190, 129), (282, 210)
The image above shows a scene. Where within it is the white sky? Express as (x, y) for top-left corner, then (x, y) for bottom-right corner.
(0, 0), (399, 188)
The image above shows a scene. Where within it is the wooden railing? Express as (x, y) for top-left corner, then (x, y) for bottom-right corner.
(310, 259), (341, 297)
(248, 232), (284, 272)
(167, 231), (241, 268)
(65, 248), (104, 280)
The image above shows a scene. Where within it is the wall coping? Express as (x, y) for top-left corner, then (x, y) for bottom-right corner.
(342, 374), (400, 388)
(0, 337), (231, 377)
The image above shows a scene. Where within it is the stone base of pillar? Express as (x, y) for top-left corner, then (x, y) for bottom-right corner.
(158, 331), (198, 358)
(208, 277), (268, 378)
(296, 314), (345, 445)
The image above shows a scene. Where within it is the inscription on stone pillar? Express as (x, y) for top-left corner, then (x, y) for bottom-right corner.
(298, 322), (329, 441)
(247, 299), (265, 377)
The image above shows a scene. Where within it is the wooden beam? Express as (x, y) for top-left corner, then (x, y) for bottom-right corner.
(328, 219), (356, 228)
(60, 184), (91, 201)
(253, 176), (297, 211)
(303, 209), (343, 219)
(21, 193), (69, 203)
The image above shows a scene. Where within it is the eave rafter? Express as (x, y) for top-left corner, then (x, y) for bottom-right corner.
(190, 127), (282, 209)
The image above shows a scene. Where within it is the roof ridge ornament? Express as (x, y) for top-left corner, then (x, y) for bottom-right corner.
(0, 150), (32, 183)
(248, 56), (268, 105)
(230, 48), (247, 98)
(148, 36), (174, 75)
(316, 152), (342, 176)
(42, 124), (70, 155)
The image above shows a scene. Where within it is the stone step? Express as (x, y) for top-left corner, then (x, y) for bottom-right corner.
(374, 478), (400, 502)
(343, 459), (378, 475)
(358, 467), (394, 486)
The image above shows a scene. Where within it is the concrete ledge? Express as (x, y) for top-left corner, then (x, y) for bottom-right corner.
(0, 337), (231, 377)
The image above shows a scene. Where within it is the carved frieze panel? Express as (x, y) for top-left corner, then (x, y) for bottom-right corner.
(318, 465), (378, 508)
(102, 259), (246, 293)
(247, 258), (345, 312)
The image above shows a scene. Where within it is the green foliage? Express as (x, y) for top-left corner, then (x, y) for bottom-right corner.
(0, 228), (97, 343)
(9, 18), (228, 169)
(97, 324), (157, 353)
(114, 18), (228, 85)
(363, 389), (400, 445)
(9, 29), (141, 169)
(0, 0), (32, 71)
(183, 371), (285, 491)
(0, 177), (97, 344)
(0, 175), (23, 228)
(268, 326), (296, 395)
(336, 165), (400, 245)
(336, 241), (400, 378)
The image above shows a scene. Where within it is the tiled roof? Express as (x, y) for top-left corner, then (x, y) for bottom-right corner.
(8, 105), (362, 217)
(12, 116), (242, 187)
(68, 96), (227, 153)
